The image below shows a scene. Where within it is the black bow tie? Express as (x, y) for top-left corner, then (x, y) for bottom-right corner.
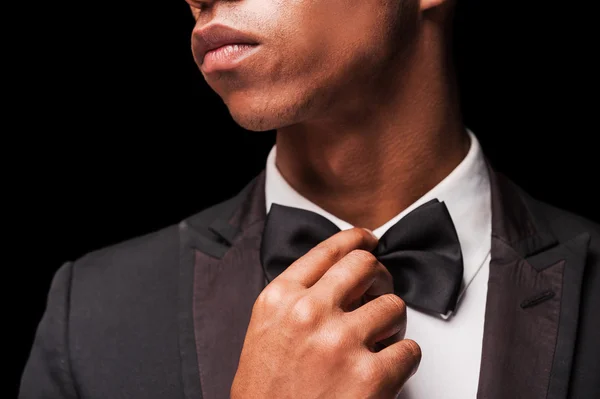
(259, 199), (464, 315)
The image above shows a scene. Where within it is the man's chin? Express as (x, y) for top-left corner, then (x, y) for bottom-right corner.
(227, 104), (297, 132)
(229, 112), (279, 132)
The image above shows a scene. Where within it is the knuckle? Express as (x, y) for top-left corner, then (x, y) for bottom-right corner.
(256, 282), (287, 309)
(316, 326), (354, 355)
(313, 244), (342, 263)
(402, 339), (422, 364)
(290, 295), (322, 326)
(380, 293), (407, 315)
(348, 249), (378, 267)
(354, 358), (385, 384)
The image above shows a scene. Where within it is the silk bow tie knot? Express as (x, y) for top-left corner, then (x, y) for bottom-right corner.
(259, 199), (464, 315)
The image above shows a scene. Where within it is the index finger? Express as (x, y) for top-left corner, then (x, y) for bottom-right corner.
(278, 227), (379, 288)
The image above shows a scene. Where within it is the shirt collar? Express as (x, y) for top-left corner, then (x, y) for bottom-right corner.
(265, 129), (491, 316)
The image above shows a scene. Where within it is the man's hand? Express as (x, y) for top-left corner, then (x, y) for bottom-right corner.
(231, 227), (421, 398)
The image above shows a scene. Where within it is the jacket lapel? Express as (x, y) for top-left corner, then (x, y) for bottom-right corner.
(176, 164), (590, 399)
(178, 170), (268, 399)
(477, 166), (590, 399)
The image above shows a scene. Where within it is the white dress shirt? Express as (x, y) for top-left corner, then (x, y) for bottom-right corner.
(264, 130), (492, 398)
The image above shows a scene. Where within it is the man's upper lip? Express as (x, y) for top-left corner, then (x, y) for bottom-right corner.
(195, 24), (260, 64)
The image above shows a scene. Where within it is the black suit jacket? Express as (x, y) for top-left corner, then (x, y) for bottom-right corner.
(19, 165), (600, 399)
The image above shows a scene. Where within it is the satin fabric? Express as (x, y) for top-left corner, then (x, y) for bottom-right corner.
(260, 199), (464, 315)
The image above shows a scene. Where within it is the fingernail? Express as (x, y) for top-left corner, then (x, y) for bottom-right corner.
(362, 228), (378, 240)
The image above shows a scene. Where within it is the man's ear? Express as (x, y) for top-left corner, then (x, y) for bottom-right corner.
(420, 0), (447, 11)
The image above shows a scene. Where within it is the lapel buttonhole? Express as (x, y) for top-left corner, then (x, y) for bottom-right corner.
(520, 289), (556, 309)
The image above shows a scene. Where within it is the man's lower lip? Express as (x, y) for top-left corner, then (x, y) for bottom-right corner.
(201, 44), (260, 73)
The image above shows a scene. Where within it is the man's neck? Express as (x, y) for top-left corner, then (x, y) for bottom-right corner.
(273, 22), (470, 231)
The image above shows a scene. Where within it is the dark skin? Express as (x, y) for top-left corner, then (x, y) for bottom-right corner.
(188, 0), (465, 397)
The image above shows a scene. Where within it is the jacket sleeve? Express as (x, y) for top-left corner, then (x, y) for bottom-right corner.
(19, 261), (79, 398)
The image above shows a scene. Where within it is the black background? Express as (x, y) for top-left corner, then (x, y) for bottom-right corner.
(10, 1), (597, 396)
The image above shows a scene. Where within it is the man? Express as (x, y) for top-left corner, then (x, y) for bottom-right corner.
(20, 0), (599, 398)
